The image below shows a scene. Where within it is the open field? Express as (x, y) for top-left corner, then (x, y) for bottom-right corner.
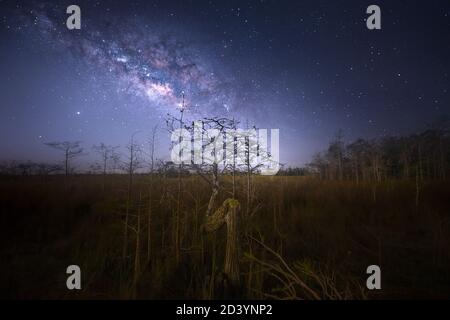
(1, 175), (449, 299)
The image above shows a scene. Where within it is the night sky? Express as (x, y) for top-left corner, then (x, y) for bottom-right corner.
(0, 0), (449, 167)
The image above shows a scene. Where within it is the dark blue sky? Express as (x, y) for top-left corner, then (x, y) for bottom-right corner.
(0, 0), (449, 167)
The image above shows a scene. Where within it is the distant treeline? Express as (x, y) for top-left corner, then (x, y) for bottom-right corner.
(0, 161), (63, 176)
(2, 123), (449, 180)
(305, 126), (449, 181)
(276, 167), (309, 176)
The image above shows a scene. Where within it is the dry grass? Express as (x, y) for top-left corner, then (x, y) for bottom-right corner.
(0, 175), (449, 299)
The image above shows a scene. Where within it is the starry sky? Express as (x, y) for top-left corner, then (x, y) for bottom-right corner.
(0, 0), (449, 167)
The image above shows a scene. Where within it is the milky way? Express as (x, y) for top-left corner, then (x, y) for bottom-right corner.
(19, 1), (237, 117)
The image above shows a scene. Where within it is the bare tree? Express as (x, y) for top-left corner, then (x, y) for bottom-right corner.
(165, 99), (186, 265)
(92, 143), (118, 175)
(110, 150), (122, 174)
(146, 125), (158, 262)
(180, 116), (240, 291)
(44, 141), (84, 175)
(93, 143), (119, 191)
(147, 125), (158, 174)
(122, 132), (142, 261)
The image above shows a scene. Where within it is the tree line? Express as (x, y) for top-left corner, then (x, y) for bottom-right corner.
(1, 122), (449, 182)
(306, 125), (449, 181)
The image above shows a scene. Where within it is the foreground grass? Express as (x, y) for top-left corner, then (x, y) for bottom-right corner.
(0, 175), (449, 299)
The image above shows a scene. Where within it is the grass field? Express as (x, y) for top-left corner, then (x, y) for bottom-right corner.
(1, 174), (449, 299)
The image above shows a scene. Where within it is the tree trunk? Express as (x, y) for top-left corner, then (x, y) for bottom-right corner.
(203, 199), (241, 291)
(147, 180), (152, 262)
(134, 193), (142, 296)
(224, 204), (240, 287)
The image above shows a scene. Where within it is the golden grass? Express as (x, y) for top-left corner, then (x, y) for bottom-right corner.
(0, 175), (449, 299)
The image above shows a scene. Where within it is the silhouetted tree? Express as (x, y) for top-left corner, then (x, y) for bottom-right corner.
(93, 143), (119, 190)
(44, 141), (84, 175)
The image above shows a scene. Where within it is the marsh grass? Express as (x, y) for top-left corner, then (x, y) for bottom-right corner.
(0, 175), (449, 299)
